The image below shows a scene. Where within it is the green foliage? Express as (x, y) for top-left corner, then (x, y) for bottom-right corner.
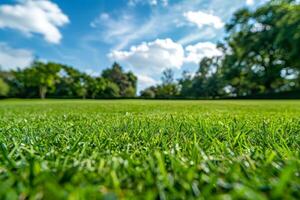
(178, 71), (194, 98)
(161, 68), (175, 85)
(0, 78), (9, 96)
(175, 0), (300, 99)
(5, 61), (62, 98)
(141, 69), (180, 99)
(222, 0), (300, 95)
(103, 81), (120, 98)
(155, 83), (180, 98)
(188, 57), (225, 98)
(140, 86), (156, 98)
(0, 62), (137, 99)
(0, 100), (299, 199)
(102, 62), (137, 97)
(123, 86), (136, 97)
(25, 61), (62, 98)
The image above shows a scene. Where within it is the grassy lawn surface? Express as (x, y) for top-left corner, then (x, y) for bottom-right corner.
(0, 100), (299, 199)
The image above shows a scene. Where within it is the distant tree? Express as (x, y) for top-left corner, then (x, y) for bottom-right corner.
(86, 77), (106, 99)
(0, 60), (141, 99)
(102, 62), (137, 97)
(0, 78), (9, 97)
(192, 57), (225, 98)
(141, 69), (179, 99)
(156, 69), (179, 98)
(103, 81), (120, 98)
(178, 71), (195, 98)
(127, 71), (138, 92)
(74, 75), (89, 99)
(53, 66), (80, 98)
(140, 86), (156, 98)
(0, 71), (16, 97)
(22, 61), (62, 99)
(161, 68), (174, 85)
(123, 87), (136, 97)
(155, 84), (180, 98)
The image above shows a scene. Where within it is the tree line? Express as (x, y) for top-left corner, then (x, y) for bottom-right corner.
(0, 62), (137, 99)
(0, 0), (299, 99)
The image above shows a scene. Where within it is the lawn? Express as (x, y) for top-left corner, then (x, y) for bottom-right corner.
(0, 100), (299, 199)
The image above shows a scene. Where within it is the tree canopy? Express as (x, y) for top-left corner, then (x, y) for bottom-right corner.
(141, 0), (300, 99)
(0, 62), (137, 99)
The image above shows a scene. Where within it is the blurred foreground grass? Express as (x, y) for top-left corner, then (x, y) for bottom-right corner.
(0, 100), (299, 199)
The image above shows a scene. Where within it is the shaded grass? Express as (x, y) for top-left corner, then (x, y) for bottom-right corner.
(0, 100), (299, 199)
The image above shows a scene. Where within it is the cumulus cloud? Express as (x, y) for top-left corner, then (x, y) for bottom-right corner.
(183, 11), (224, 29)
(108, 39), (224, 90)
(0, 43), (33, 70)
(246, 0), (254, 5)
(0, 0), (69, 44)
(108, 38), (184, 75)
(185, 42), (222, 64)
(109, 39), (223, 71)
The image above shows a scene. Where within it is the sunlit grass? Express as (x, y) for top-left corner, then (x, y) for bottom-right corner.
(0, 100), (299, 199)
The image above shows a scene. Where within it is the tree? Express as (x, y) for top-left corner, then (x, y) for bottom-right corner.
(185, 57), (225, 98)
(123, 87), (136, 97)
(141, 69), (180, 99)
(155, 84), (180, 98)
(102, 62), (137, 97)
(74, 75), (88, 99)
(0, 78), (9, 97)
(140, 86), (156, 98)
(23, 61), (62, 99)
(0, 60), (142, 99)
(86, 77), (105, 99)
(223, 0), (300, 95)
(103, 81), (120, 98)
(53, 65), (82, 98)
(178, 71), (194, 98)
(161, 68), (174, 85)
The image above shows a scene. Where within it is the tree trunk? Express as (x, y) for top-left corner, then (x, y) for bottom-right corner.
(39, 86), (47, 99)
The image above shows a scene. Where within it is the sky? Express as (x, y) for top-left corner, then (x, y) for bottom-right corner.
(0, 0), (268, 91)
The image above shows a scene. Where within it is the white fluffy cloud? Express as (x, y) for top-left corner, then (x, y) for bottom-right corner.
(185, 42), (222, 64)
(0, 43), (33, 70)
(109, 39), (185, 90)
(0, 0), (69, 44)
(109, 39), (224, 90)
(246, 0), (254, 5)
(108, 38), (185, 75)
(183, 11), (224, 29)
(109, 39), (223, 72)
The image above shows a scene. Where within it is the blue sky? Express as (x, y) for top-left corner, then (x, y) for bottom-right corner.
(0, 0), (267, 90)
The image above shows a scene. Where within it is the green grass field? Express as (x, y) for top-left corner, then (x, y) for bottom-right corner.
(0, 100), (299, 200)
